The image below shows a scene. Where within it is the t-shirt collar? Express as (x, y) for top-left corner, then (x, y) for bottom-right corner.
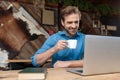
(60, 30), (80, 37)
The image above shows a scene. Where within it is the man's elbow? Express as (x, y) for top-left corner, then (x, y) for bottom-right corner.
(31, 55), (41, 67)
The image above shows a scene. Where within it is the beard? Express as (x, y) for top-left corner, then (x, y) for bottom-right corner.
(65, 27), (78, 37)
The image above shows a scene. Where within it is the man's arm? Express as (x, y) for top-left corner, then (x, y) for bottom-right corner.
(36, 40), (67, 65)
(36, 46), (58, 65)
(54, 60), (83, 68)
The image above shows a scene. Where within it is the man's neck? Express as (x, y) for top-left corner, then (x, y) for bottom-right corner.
(66, 32), (75, 38)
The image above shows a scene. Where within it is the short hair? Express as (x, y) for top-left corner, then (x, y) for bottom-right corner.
(61, 6), (81, 21)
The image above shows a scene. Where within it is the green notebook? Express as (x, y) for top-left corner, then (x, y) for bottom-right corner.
(19, 67), (46, 73)
(18, 67), (47, 80)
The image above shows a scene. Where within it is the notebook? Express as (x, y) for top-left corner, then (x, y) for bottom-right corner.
(67, 35), (120, 75)
(18, 68), (47, 80)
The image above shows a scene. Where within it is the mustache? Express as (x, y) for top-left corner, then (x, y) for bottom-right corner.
(68, 27), (77, 29)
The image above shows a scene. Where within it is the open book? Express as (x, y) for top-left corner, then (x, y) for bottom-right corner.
(18, 67), (47, 80)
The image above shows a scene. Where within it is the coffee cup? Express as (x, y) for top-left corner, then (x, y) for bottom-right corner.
(67, 39), (77, 49)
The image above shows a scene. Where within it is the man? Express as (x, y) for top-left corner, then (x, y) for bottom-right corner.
(31, 6), (85, 68)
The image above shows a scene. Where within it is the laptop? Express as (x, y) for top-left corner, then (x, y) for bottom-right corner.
(67, 35), (120, 75)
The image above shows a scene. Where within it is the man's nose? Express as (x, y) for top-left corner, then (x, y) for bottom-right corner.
(71, 23), (76, 28)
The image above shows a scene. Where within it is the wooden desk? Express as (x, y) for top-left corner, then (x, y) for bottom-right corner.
(0, 68), (120, 80)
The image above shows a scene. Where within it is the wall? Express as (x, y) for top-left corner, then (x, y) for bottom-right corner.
(101, 15), (120, 37)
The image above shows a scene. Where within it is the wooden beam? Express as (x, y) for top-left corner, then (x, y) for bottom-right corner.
(2, 0), (34, 4)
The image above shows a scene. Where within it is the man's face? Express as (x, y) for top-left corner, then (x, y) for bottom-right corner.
(61, 13), (80, 37)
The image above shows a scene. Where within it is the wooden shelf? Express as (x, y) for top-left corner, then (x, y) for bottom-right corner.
(6, 59), (32, 63)
(6, 59), (51, 63)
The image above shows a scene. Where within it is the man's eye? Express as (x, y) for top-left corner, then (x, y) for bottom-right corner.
(75, 21), (78, 24)
(67, 21), (78, 24)
(67, 22), (72, 24)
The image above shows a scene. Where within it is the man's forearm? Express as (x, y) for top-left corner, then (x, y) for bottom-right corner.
(68, 60), (83, 68)
(36, 46), (58, 65)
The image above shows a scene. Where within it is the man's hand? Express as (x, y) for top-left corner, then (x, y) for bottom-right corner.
(54, 61), (70, 68)
(54, 60), (84, 68)
(53, 40), (67, 51)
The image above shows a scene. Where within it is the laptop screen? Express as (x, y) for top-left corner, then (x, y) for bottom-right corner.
(67, 35), (120, 75)
(83, 35), (120, 75)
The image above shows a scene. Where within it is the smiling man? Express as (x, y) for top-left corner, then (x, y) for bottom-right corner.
(31, 6), (85, 68)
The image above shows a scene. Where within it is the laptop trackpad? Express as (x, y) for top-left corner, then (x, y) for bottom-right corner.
(67, 68), (83, 75)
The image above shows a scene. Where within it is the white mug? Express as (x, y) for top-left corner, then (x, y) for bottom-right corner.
(67, 39), (77, 49)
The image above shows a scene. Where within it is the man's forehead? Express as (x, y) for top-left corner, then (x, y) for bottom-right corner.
(64, 15), (80, 22)
(64, 13), (80, 19)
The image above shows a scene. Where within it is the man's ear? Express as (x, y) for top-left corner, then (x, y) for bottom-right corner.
(61, 20), (64, 27)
